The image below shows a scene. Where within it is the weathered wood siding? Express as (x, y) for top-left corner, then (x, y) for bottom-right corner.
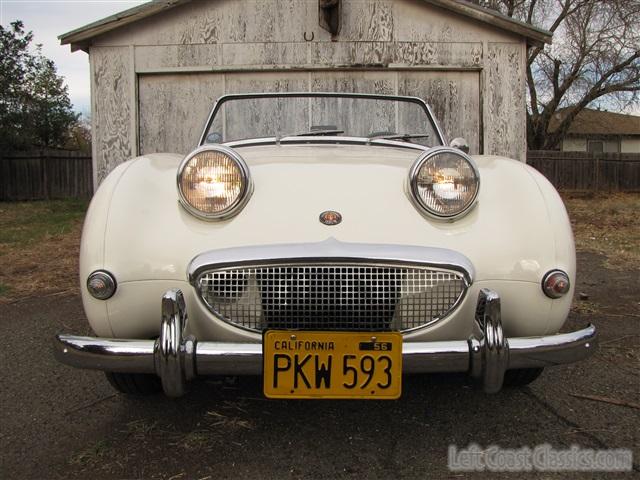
(91, 46), (135, 183)
(89, 0), (528, 184)
(139, 70), (480, 156)
(139, 74), (224, 155)
(398, 71), (480, 154)
(485, 43), (526, 163)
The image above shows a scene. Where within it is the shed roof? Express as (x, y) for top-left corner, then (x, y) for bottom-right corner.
(59, 0), (552, 52)
(552, 108), (640, 137)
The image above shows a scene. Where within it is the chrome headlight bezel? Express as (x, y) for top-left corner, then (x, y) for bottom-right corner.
(177, 145), (252, 221)
(408, 146), (480, 220)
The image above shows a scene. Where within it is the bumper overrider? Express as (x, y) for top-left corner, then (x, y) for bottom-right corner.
(54, 288), (596, 397)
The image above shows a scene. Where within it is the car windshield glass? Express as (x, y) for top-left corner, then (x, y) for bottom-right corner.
(203, 94), (441, 147)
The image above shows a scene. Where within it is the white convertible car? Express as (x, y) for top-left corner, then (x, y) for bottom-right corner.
(54, 92), (596, 398)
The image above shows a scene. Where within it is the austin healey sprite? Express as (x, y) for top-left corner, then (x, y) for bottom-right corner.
(54, 92), (596, 398)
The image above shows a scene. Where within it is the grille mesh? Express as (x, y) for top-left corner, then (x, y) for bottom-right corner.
(197, 264), (466, 332)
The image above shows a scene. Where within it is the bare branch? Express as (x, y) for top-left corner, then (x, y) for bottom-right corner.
(482, 0), (640, 149)
(526, 0), (537, 23)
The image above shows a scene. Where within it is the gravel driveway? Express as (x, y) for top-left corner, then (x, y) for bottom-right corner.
(1, 251), (638, 479)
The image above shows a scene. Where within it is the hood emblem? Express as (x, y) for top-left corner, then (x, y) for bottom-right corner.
(319, 210), (342, 226)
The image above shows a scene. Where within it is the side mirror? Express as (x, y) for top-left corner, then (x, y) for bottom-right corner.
(450, 137), (469, 154)
(205, 132), (223, 144)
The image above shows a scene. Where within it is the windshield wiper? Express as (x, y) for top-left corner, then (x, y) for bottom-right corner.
(368, 133), (430, 141)
(278, 129), (345, 139)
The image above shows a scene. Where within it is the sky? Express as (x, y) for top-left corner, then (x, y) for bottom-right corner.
(0, 0), (148, 117)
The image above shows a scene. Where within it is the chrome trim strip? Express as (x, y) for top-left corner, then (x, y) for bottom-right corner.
(54, 288), (598, 397)
(187, 238), (475, 285)
(424, 101), (447, 145)
(176, 144), (253, 221)
(197, 92), (446, 148)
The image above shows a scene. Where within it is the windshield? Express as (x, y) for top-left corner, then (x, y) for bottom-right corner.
(201, 93), (442, 147)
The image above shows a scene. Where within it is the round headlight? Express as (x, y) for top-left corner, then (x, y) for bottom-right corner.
(177, 146), (251, 219)
(409, 147), (480, 219)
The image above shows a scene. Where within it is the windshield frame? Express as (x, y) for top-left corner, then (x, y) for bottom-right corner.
(198, 92), (446, 148)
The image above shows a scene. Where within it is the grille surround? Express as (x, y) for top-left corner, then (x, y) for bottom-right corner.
(195, 261), (468, 333)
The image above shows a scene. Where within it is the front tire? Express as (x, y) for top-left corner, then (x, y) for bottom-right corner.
(105, 372), (162, 395)
(503, 368), (544, 387)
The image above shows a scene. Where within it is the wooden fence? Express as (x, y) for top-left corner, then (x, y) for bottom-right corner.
(1, 148), (638, 200)
(0, 149), (93, 201)
(527, 151), (640, 192)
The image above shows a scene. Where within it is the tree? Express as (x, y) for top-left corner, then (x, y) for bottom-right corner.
(65, 115), (92, 152)
(0, 21), (78, 152)
(0, 21), (32, 152)
(472, 0), (640, 150)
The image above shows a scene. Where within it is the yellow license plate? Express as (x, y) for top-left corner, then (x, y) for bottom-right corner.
(263, 331), (402, 399)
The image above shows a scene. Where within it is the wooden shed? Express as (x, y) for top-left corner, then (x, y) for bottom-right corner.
(60, 0), (551, 185)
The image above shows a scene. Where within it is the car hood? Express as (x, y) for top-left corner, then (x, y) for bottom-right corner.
(100, 144), (569, 286)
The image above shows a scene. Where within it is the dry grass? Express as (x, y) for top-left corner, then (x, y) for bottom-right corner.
(0, 200), (87, 303)
(69, 440), (113, 467)
(562, 192), (640, 269)
(570, 299), (601, 315)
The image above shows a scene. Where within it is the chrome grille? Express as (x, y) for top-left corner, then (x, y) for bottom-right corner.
(196, 263), (467, 332)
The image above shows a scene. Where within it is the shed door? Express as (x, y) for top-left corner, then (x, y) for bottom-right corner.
(138, 71), (480, 156)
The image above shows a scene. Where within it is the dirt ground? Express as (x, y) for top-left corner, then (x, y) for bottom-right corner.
(1, 197), (639, 479)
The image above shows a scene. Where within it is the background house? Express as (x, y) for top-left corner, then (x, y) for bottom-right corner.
(556, 108), (640, 154)
(60, 0), (551, 185)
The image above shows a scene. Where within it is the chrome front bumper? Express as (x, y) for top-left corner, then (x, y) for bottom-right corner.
(54, 288), (596, 397)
